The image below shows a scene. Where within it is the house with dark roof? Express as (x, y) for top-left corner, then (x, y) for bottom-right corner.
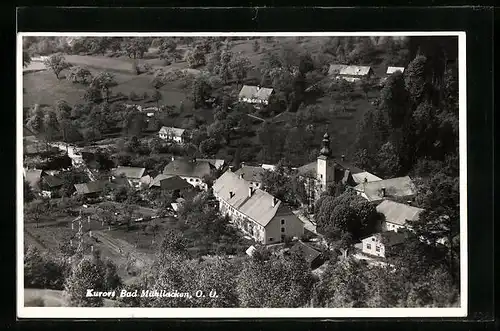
(73, 180), (110, 197)
(328, 64), (374, 82)
(233, 165), (267, 190)
(112, 166), (146, 188)
(213, 170), (304, 245)
(158, 126), (187, 144)
(360, 231), (405, 258)
(288, 241), (325, 270)
(376, 200), (424, 232)
(162, 157), (216, 191)
(40, 175), (64, 198)
(353, 176), (417, 202)
(149, 174), (193, 192)
(238, 85), (274, 106)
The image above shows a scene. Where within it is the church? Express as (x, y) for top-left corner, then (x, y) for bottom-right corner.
(296, 133), (381, 210)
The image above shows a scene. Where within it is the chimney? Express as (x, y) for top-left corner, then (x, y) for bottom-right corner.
(341, 154), (345, 162)
(364, 177), (368, 183)
(171, 156), (175, 161)
(229, 165), (235, 172)
(381, 187), (386, 197)
(257, 85), (261, 91)
(248, 187), (253, 197)
(229, 191), (234, 199)
(192, 157), (197, 163)
(239, 173), (244, 180)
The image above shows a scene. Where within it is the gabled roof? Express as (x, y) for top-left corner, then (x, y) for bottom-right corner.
(363, 231), (405, 247)
(150, 174), (192, 191)
(196, 158), (226, 170)
(376, 200), (424, 226)
(351, 171), (383, 185)
(289, 241), (322, 264)
(113, 166), (145, 179)
(74, 180), (109, 195)
(149, 174), (175, 188)
(340, 65), (372, 76)
(159, 126), (186, 137)
(213, 170), (296, 227)
(42, 175), (64, 188)
(386, 66), (405, 74)
(328, 64), (349, 75)
(328, 64), (372, 77)
(163, 158), (215, 178)
(234, 165), (266, 183)
(238, 85), (274, 102)
(353, 176), (417, 202)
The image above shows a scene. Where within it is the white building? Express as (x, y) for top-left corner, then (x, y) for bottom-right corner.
(158, 126), (186, 144)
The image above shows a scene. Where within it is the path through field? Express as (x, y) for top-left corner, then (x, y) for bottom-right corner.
(93, 230), (153, 268)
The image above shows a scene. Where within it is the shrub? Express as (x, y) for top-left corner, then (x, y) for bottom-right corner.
(143, 62), (153, 73)
(129, 91), (138, 101)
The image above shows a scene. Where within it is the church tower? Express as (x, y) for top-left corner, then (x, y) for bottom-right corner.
(316, 133), (336, 193)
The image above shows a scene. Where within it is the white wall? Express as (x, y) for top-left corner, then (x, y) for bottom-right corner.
(362, 237), (386, 258)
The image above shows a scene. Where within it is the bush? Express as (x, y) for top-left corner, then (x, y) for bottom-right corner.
(143, 62), (153, 73)
(129, 91), (138, 101)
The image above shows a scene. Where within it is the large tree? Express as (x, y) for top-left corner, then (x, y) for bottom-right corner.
(43, 53), (71, 79)
(90, 72), (117, 103)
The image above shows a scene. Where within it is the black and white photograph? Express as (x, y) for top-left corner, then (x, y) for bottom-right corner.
(17, 32), (467, 318)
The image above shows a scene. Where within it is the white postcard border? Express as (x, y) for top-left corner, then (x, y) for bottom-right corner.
(17, 31), (467, 318)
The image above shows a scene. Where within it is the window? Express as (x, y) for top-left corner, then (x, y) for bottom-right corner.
(195, 179), (199, 182)
(269, 237), (274, 242)
(366, 243), (371, 250)
(375, 246), (381, 252)
(281, 227), (285, 233)
(281, 219), (285, 225)
(371, 238), (375, 241)
(189, 179), (193, 182)
(320, 174), (323, 179)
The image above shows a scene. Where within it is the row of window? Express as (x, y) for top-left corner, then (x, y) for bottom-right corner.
(366, 243), (381, 252)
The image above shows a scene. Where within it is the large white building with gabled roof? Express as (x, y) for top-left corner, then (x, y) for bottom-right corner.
(213, 170), (304, 245)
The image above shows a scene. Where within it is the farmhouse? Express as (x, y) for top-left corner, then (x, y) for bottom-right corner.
(149, 174), (192, 192)
(112, 166), (146, 188)
(74, 180), (110, 197)
(386, 66), (405, 75)
(233, 164), (267, 189)
(296, 133), (374, 207)
(238, 85), (274, 106)
(353, 176), (417, 202)
(213, 170), (304, 245)
(162, 157), (216, 191)
(376, 199), (424, 232)
(288, 241), (325, 270)
(328, 64), (374, 82)
(158, 126), (187, 144)
(361, 231), (405, 258)
(40, 175), (64, 198)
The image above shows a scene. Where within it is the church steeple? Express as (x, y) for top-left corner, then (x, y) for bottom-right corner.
(319, 132), (331, 158)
